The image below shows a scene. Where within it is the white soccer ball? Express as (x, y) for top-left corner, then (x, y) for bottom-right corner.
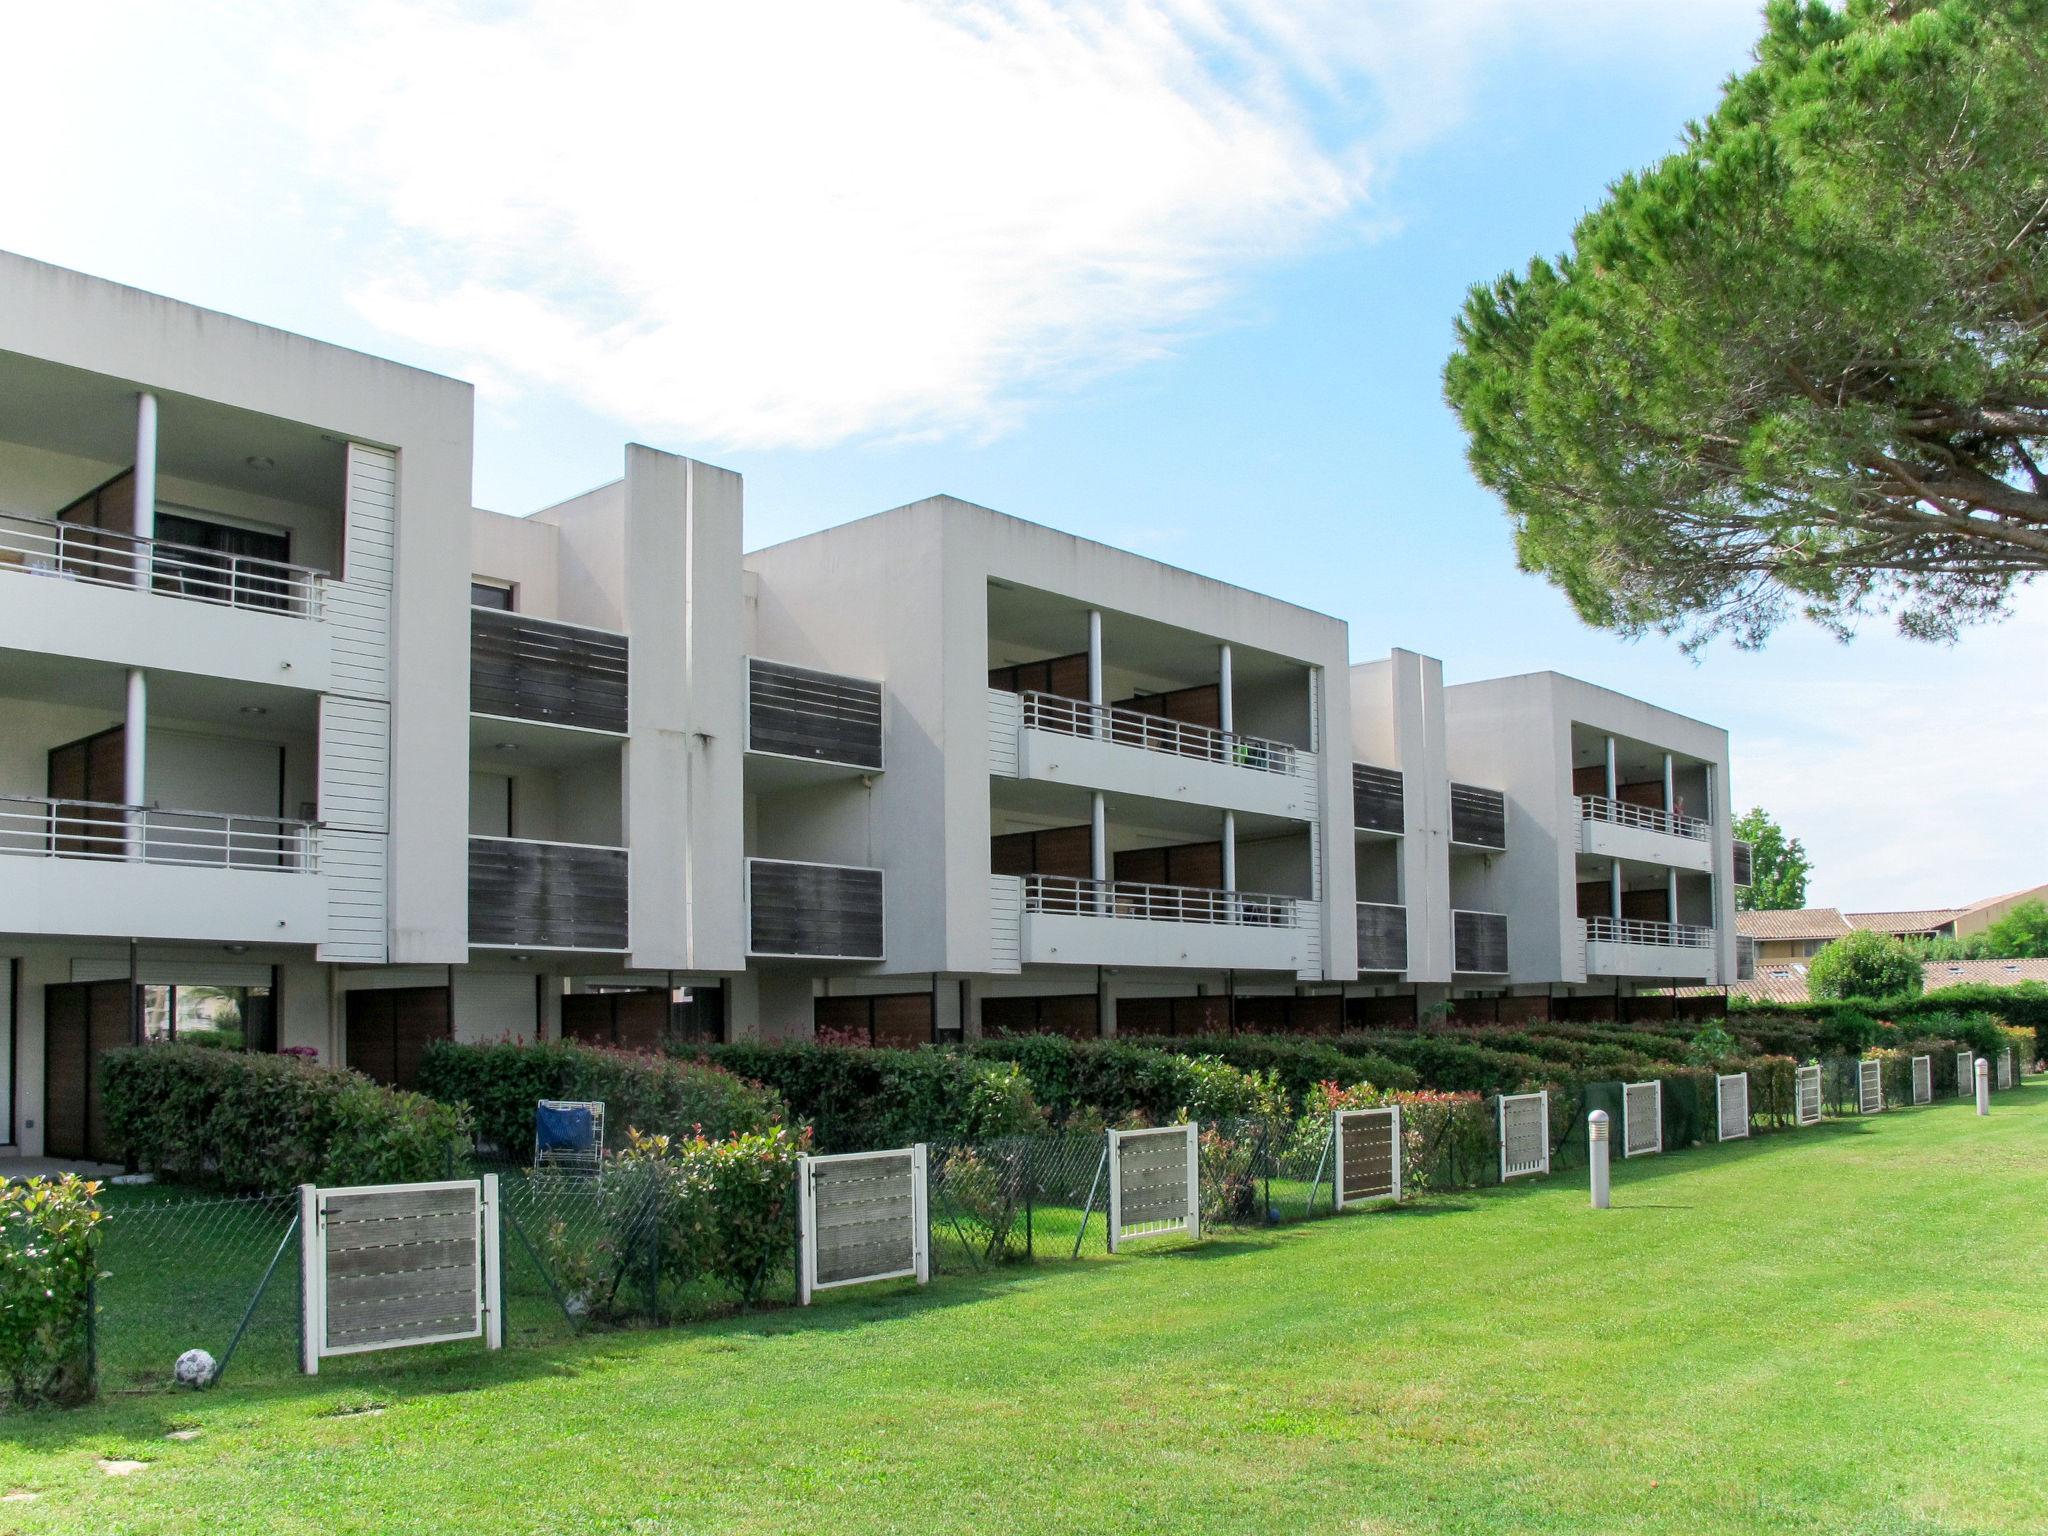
(173, 1349), (218, 1389)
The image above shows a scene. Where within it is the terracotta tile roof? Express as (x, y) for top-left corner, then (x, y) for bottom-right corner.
(1922, 958), (2048, 990)
(1846, 908), (1963, 934)
(1735, 908), (1851, 942)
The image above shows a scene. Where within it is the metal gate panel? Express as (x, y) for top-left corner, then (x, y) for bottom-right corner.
(1911, 1054), (1932, 1105)
(1108, 1124), (1199, 1250)
(1622, 1081), (1662, 1157)
(1795, 1063), (1822, 1125)
(1497, 1091), (1549, 1180)
(1857, 1057), (1883, 1114)
(799, 1146), (928, 1303)
(1716, 1072), (1749, 1141)
(1334, 1107), (1401, 1209)
(1956, 1051), (1973, 1098)
(301, 1177), (498, 1372)
(1997, 1049), (2014, 1090)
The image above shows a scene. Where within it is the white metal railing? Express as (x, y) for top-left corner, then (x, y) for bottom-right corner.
(0, 792), (320, 871)
(1582, 915), (1714, 948)
(0, 511), (324, 618)
(1023, 873), (1310, 929)
(1018, 691), (1312, 781)
(1576, 794), (1708, 841)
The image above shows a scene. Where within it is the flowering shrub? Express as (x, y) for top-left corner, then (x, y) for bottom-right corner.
(0, 1174), (104, 1407)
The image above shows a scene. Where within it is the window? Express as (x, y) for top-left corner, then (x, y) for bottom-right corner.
(154, 510), (294, 609)
(141, 984), (276, 1052)
(471, 580), (515, 611)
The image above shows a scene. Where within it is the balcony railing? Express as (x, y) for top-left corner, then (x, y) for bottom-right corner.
(1732, 840), (1754, 887)
(1577, 794), (1709, 841)
(0, 511), (323, 617)
(1355, 901), (1408, 971)
(1023, 873), (1310, 929)
(1583, 915), (1714, 949)
(1352, 764), (1403, 834)
(747, 657), (883, 770)
(0, 793), (319, 870)
(1449, 783), (1507, 850)
(748, 858), (885, 960)
(469, 835), (628, 950)
(1019, 691), (1311, 782)
(470, 608), (629, 733)
(1452, 908), (1508, 973)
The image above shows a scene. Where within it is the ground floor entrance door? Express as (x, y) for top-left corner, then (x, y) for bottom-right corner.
(345, 986), (451, 1090)
(44, 979), (133, 1163)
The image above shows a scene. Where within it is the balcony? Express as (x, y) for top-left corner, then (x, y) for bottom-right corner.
(1576, 794), (1713, 873)
(746, 657), (883, 776)
(987, 688), (1316, 820)
(1352, 764), (1402, 836)
(1355, 901), (1408, 972)
(1733, 840), (1754, 887)
(470, 608), (629, 734)
(747, 857), (885, 961)
(1452, 908), (1508, 974)
(1583, 915), (1717, 981)
(0, 793), (325, 943)
(0, 511), (325, 617)
(469, 836), (628, 951)
(1005, 872), (1316, 974)
(1449, 784), (1506, 851)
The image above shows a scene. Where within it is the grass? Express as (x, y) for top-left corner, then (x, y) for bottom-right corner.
(5, 1088), (2044, 1535)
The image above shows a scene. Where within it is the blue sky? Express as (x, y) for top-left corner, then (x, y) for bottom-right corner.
(2, 1), (2039, 911)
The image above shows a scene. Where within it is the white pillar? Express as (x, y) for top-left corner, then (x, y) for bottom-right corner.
(1217, 644), (1234, 735)
(1668, 868), (1679, 926)
(124, 667), (148, 858)
(133, 391), (158, 581)
(1090, 790), (1107, 886)
(1662, 751), (1675, 814)
(1086, 610), (1104, 707)
(1221, 811), (1237, 892)
(1976, 1058), (1991, 1116)
(1588, 1109), (1610, 1209)
(1610, 862), (1622, 921)
(1604, 736), (1617, 799)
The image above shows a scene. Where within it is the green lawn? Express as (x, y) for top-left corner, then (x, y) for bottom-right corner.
(6, 1089), (2044, 1535)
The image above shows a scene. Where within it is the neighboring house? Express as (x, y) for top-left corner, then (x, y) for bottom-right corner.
(1953, 885), (2048, 939)
(0, 251), (1748, 1162)
(1738, 908), (1852, 965)
(1845, 909), (1963, 942)
(1922, 959), (2048, 993)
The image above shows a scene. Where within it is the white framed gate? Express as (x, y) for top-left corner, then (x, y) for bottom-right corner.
(1857, 1057), (1884, 1114)
(1622, 1081), (1662, 1157)
(1334, 1106), (1402, 1210)
(299, 1176), (500, 1375)
(798, 1145), (929, 1304)
(1997, 1048), (2015, 1089)
(1497, 1091), (1549, 1181)
(1716, 1072), (1749, 1142)
(1108, 1124), (1200, 1251)
(1910, 1054), (1932, 1105)
(1955, 1050), (1973, 1098)
(1795, 1063), (1823, 1125)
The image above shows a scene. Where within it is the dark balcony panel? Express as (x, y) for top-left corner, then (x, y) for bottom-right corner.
(469, 838), (628, 950)
(1453, 910), (1509, 973)
(470, 608), (629, 733)
(748, 658), (883, 770)
(748, 859), (885, 960)
(1353, 764), (1404, 833)
(1732, 840), (1754, 887)
(1356, 903), (1408, 972)
(1450, 783), (1507, 849)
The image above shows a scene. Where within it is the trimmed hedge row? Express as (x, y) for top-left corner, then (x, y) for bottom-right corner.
(417, 1041), (787, 1157)
(1734, 984), (2048, 1057)
(101, 1045), (470, 1196)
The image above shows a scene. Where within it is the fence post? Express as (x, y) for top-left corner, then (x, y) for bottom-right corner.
(1976, 1057), (1991, 1116)
(1587, 1110), (1610, 1209)
(297, 1183), (320, 1376)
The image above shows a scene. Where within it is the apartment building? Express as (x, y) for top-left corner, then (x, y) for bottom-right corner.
(0, 255), (1747, 1161)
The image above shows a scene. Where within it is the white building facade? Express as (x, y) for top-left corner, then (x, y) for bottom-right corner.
(0, 257), (1745, 1159)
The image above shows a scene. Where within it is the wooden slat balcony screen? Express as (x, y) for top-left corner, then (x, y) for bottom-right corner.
(748, 858), (885, 960)
(1352, 764), (1403, 833)
(988, 651), (1089, 699)
(468, 836), (629, 950)
(747, 658), (884, 770)
(1452, 909), (1509, 973)
(1449, 783), (1507, 849)
(1732, 840), (1754, 887)
(470, 608), (629, 733)
(1355, 902), (1408, 972)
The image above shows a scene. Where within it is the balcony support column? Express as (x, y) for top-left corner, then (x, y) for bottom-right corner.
(124, 666), (148, 858)
(133, 391), (158, 585)
(1087, 609), (1105, 743)
(1604, 735), (1617, 799)
(1221, 810), (1237, 893)
(1668, 868), (1679, 926)
(1217, 644), (1234, 735)
(1662, 752), (1675, 815)
(1609, 861), (1622, 921)
(1090, 790), (1107, 914)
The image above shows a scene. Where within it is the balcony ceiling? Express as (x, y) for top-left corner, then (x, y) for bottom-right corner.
(990, 775), (1302, 842)
(468, 711), (623, 770)
(1569, 726), (1704, 778)
(0, 350), (345, 511)
(986, 579), (1303, 692)
(0, 644), (316, 729)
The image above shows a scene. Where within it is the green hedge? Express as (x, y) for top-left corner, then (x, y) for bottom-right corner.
(417, 1041), (787, 1157)
(692, 1044), (1041, 1153)
(1115, 1035), (1420, 1108)
(1, 1174), (102, 1408)
(100, 1045), (470, 1196)
(1735, 984), (2048, 1058)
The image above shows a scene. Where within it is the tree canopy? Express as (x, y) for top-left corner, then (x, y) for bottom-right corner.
(1807, 928), (1922, 1001)
(1732, 805), (1811, 911)
(1444, 0), (2048, 649)
(1912, 897), (2048, 960)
